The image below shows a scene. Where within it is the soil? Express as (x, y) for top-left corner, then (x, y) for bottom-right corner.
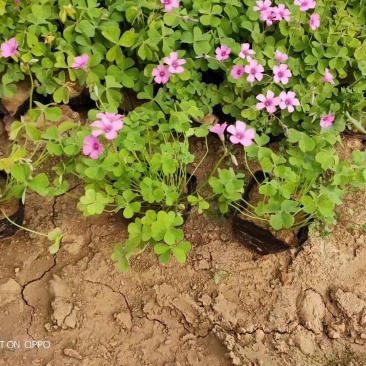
(2, 116), (366, 365)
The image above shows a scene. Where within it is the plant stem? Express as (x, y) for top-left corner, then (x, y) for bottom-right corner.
(196, 149), (229, 193)
(28, 68), (34, 111)
(244, 150), (259, 185)
(0, 209), (48, 238)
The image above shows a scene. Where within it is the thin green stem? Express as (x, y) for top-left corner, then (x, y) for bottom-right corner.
(0, 209), (48, 238)
(28, 68), (34, 111)
(196, 149), (229, 193)
(244, 150), (259, 185)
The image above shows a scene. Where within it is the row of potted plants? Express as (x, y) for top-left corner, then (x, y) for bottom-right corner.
(1, 0), (366, 268)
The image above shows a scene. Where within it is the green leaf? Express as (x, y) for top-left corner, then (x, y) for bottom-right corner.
(159, 250), (171, 263)
(119, 30), (136, 47)
(102, 26), (121, 44)
(48, 227), (62, 240)
(281, 200), (299, 213)
(45, 107), (62, 122)
(270, 212), (283, 230)
(301, 195), (317, 214)
(299, 136), (316, 152)
(269, 212), (295, 230)
(25, 124), (41, 141)
(11, 164), (31, 183)
(28, 173), (49, 196)
(154, 243), (170, 254)
(172, 247), (187, 263)
(260, 157), (273, 172)
(346, 112), (366, 134)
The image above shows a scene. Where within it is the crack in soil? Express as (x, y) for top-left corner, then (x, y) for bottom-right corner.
(20, 254), (58, 340)
(84, 279), (133, 318)
(137, 314), (168, 329)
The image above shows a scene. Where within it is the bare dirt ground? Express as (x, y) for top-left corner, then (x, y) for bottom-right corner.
(2, 129), (366, 365)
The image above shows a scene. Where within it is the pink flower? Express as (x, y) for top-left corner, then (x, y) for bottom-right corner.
(163, 52), (186, 74)
(152, 65), (171, 84)
(273, 4), (291, 21)
(322, 68), (334, 84)
(260, 9), (277, 26)
(83, 136), (104, 159)
(209, 122), (228, 142)
(161, 0), (179, 12)
(231, 65), (245, 80)
(279, 91), (300, 113)
(227, 121), (255, 146)
(215, 45), (231, 61)
(71, 54), (89, 70)
(320, 114), (335, 128)
(15, 0), (20, 3)
(244, 60), (264, 83)
(253, 0), (272, 12)
(275, 50), (288, 63)
(256, 91), (280, 113)
(294, 0), (316, 12)
(309, 13), (320, 30)
(273, 64), (292, 84)
(1, 38), (18, 58)
(239, 43), (255, 61)
(91, 112), (124, 140)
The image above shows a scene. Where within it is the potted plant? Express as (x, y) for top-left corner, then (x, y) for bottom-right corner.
(208, 125), (366, 254)
(0, 169), (25, 239)
(48, 104), (211, 269)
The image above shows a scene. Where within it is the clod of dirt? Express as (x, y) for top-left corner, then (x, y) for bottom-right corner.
(295, 329), (315, 356)
(327, 322), (346, 339)
(298, 289), (326, 334)
(331, 288), (366, 319)
(1, 80), (31, 115)
(63, 348), (82, 360)
(51, 297), (73, 327)
(62, 234), (85, 256)
(64, 308), (78, 329)
(114, 311), (132, 331)
(49, 275), (72, 298)
(212, 294), (238, 327)
(197, 294), (212, 307)
(65, 80), (84, 99)
(196, 113), (219, 125)
(0, 278), (21, 306)
(2, 114), (17, 134)
(254, 329), (265, 342)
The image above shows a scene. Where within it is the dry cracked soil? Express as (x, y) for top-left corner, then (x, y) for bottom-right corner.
(1, 126), (366, 366)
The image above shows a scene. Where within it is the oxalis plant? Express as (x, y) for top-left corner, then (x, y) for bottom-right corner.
(0, 0), (365, 133)
(42, 101), (212, 270)
(0, 0), (366, 268)
(208, 121), (366, 233)
(1, 106), (68, 252)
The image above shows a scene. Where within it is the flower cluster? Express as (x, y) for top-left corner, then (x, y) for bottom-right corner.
(253, 1), (320, 31)
(209, 121), (255, 147)
(256, 90), (300, 113)
(253, 0), (291, 26)
(152, 52), (186, 84)
(83, 112), (124, 159)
